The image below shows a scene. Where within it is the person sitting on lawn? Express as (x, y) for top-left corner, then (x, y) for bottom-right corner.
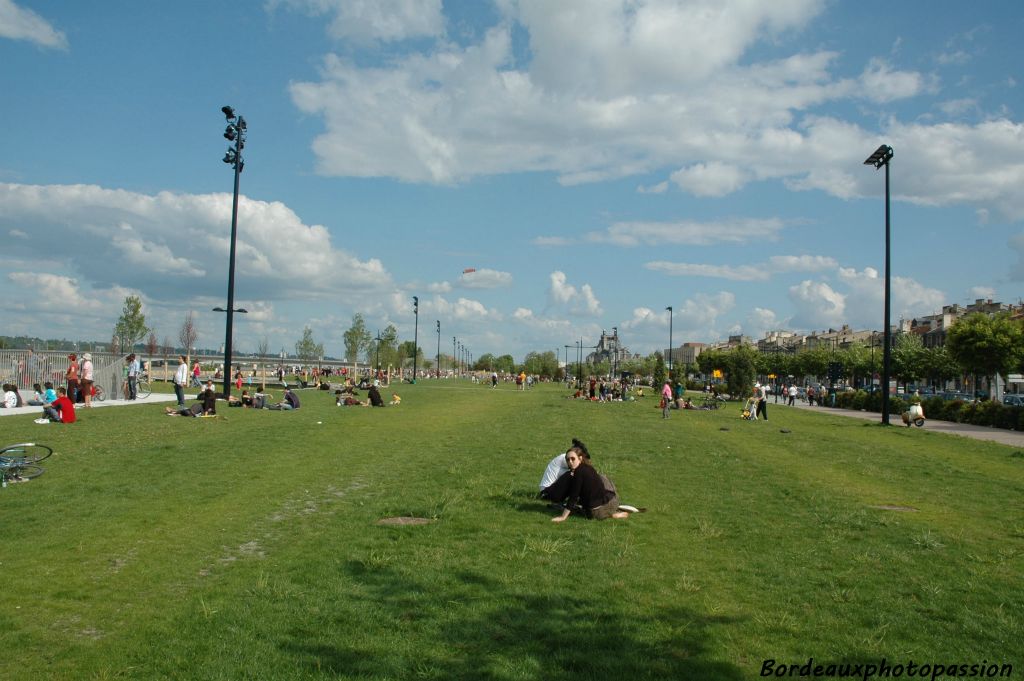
(27, 383), (47, 406)
(2, 384), (19, 409)
(367, 382), (385, 407)
(551, 446), (630, 522)
(539, 438), (589, 503)
(268, 387), (301, 410)
(41, 386), (76, 423)
(165, 389), (216, 417)
(227, 389), (253, 408)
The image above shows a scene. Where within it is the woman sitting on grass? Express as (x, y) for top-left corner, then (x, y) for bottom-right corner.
(551, 444), (630, 523)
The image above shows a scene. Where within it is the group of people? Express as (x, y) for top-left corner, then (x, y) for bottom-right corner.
(538, 438), (636, 522)
(10, 380), (78, 424)
(334, 380), (392, 407)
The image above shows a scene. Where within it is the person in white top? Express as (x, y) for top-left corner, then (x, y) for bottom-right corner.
(174, 355), (189, 407)
(80, 353), (95, 408)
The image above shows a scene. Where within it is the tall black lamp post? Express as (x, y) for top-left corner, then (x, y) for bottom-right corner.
(666, 306), (674, 380)
(435, 320), (440, 378)
(864, 144), (894, 425)
(412, 296), (419, 383)
(374, 330), (383, 378)
(453, 337), (457, 378)
(219, 105), (246, 398)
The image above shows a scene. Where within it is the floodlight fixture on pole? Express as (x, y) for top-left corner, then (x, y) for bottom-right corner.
(218, 105), (246, 398)
(863, 144), (894, 426)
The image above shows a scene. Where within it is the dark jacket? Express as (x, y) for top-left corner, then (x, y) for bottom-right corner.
(567, 464), (609, 510)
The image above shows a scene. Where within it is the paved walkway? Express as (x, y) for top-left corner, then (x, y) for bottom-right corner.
(770, 397), (1024, 447)
(0, 392), (179, 418)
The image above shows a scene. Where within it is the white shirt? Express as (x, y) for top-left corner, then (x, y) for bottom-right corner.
(3, 391), (17, 408)
(788, 386), (797, 397)
(175, 362), (189, 386)
(539, 453), (569, 490)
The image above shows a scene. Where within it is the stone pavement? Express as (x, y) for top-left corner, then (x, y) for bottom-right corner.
(770, 397), (1024, 448)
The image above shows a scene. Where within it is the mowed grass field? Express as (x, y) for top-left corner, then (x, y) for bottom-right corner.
(0, 382), (1021, 680)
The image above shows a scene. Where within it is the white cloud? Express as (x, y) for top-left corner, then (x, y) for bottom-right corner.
(746, 307), (779, 338)
(644, 254), (836, 281)
(670, 162), (748, 197)
(284, 1), (1024, 220)
(969, 286), (996, 299)
(9, 229), (27, 239)
(620, 291), (736, 346)
(426, 281), (452, 293)
(7, 273), (104, 312)
(458, 268), (513, 289)
(0, 183), (391, 303)
(788, 279), (846, 330)
(637, 181), (668, 194)
(589, 218), (785, 246)
(512, 307), (572, 331)
(788, 268), (946, 331)
(0, 0), (67, 49)
(1010, 233), (1024, 281)
(531, 236), (574, 247)
(857, 58), (928, 103)
(270, 0), (443, 42)
(547, 271), (602, 317)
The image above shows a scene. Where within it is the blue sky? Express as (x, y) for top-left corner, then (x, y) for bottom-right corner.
(1, 0), (1022, 361)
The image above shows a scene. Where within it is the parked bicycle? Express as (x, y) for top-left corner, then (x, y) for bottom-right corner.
(0, 442), (52, 485)
(120, 372), (152, 400)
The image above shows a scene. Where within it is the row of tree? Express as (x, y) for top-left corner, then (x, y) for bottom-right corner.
(694, 313), (1024, 396)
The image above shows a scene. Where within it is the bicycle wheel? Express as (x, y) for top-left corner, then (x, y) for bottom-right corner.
(94, 385), (106, 402)
(0, 443), (52, 463)
(3, 463), (44, 481)
(137, 379), (152, 399)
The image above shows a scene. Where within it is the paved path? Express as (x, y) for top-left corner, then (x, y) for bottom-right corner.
(768, 397), (1024, 447)
(0, 393), (179, 418)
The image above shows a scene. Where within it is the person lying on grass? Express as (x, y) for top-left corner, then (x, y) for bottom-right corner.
(551, 445), (630, 522)
(165, 389), (216, 417)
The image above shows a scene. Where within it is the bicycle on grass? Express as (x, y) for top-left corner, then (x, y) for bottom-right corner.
(0, 443), (52, 485)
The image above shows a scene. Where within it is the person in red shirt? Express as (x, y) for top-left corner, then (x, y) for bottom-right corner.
(42, 387), (76, 423)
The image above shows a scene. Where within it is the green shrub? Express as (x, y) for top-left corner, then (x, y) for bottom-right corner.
(924, 397), (944, 420)
(836, 391), (855, 409)
(994, 404), (1020, 430)
(959, 401), (978, 424)
(850, 390), (868, 410)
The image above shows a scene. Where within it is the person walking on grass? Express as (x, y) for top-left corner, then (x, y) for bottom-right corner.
(661, 380), (672, 419)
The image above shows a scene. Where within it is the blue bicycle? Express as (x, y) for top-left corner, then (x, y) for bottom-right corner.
(0, 443), (52, 485)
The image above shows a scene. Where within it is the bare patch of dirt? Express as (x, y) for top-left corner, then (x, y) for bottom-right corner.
(377, 517), (433, 526)
(868, 504), (919, 512)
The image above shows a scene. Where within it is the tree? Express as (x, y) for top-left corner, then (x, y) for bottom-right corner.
(946, 312), (1024, 395)
(375, 325), (399, 368)
(891, 334), (926, 391)
(726, 344), (757, 398)
(921, 346), (958, 390)
(343, 313), (371, 364)
(146, 331), (159, 357)
(295, 326), (324, 364)
(114, 295), (149, 354)
(522, 350), (558, 377)
(475, 353), (497, 371)
(179, 311), (198, 361)
(652, 352), (666, 388)
(397, 340), (421, 368)
(495, 354), (516, 373)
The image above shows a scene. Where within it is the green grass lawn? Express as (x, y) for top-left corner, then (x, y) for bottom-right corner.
(1, 383), (1021, 680)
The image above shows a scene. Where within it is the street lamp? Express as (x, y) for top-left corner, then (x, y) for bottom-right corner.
(218, 105), (246, 399)
(453, 337), (457, 378)
(864, 144), (894, 425)
(374, 330), (383, 378)
(666, 306), (674, 380)
(435, 320), (441, 378)
(412, 296), (419, 384)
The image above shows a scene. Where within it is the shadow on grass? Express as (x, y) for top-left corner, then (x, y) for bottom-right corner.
(278, 562), (746, 680)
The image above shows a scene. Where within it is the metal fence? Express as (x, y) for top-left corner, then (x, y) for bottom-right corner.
(0, 350), (129, 398)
